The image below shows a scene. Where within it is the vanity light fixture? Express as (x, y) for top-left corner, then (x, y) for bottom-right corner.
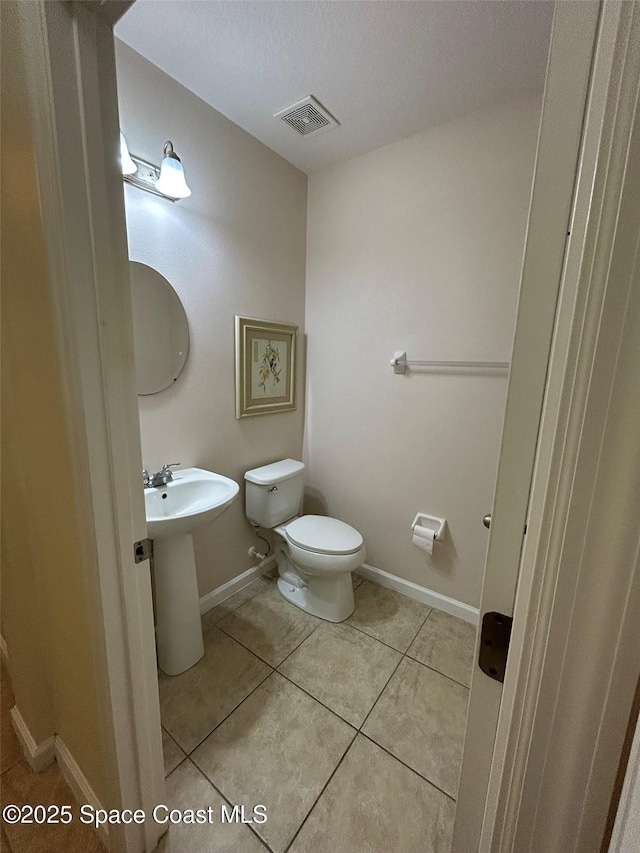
(121, 136), (192, 202)
(156, 142), (192, 199)
(119, 132), (137, 176)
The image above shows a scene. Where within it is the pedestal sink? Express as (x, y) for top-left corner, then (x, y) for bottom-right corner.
(145, 467), (239, 675)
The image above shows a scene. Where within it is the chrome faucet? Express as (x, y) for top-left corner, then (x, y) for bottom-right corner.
(144, 463), (181, 488)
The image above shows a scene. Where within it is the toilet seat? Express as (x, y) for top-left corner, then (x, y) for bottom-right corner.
(284, 515), (363, 556)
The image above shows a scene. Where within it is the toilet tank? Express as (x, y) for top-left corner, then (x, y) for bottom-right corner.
(245, 459), (305, 528)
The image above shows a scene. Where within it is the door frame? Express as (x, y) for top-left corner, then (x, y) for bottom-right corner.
(481, 1), (640, 848)
(17, 1), (639, 851)
(14, 2), (164, 851)
(454, 1), (603, 844)
(457, 0), (640, 849)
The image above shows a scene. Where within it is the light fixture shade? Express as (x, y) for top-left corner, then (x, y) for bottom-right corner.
(120, 132), (137, 176)
(156, 142), (191, 199)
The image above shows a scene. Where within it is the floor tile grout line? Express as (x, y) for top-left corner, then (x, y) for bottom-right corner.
(404, 653), (471, 690)
(271, 621), (323, 670)
(358, 731), (457, 803)
(216, 618), (322, 670)
(283, 728), (359, 853)
(161, 723), (186, 755)
(406, 604), (474, 687)
(202, 576), (274, 626)
(412, 606), (436, 646)
(177, 667), (274, 758)
(159, 618), (271, 682)
(213, 575), (366, 670)
(202, 764), (275, 853)
(422, 606), (436, 627)
(164, 754), (188, 780)
(159, 620), (274, 753)
(357, 650), (407, 734)
(355, 602), (470, 733)
(275, 670), (360, 732)
(186, 758), (274, 853)
(344, 600), (432, 656)
(212, 621), (281, 669)
(213, 599), (323, 670)
(355, 579), (432, 631)
(201, 578), (269, 625)
(355, 600), (467, 799)
(353, 601), (433, 733)
(343, 619), (411, 654)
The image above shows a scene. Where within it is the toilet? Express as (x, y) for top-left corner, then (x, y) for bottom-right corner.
(245, 459), (365, 622)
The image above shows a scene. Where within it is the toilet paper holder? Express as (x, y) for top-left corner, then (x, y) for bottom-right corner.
(411, 513), (447, 542)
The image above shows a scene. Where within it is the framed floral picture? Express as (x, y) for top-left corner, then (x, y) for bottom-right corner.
(235, 316), (298, 418)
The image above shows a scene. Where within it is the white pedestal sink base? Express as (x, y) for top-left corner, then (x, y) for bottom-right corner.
(145, 468), (239, 676)
(154, 533), (204, 676)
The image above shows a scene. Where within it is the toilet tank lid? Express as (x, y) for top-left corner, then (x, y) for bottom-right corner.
(245, 458), (305, 486)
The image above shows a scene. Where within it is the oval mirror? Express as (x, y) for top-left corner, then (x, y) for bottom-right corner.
(129, 261), (189, 395)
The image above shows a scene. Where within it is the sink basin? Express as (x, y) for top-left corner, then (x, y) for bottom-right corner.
(145, 467), (239, 676)
(145, 467), (239, 538)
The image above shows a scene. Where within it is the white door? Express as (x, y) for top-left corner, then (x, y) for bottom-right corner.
(453, 2), (602, 849)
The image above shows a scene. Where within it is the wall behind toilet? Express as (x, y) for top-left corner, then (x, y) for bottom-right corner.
(304, 96), (541, 609)
(115, 42), (307, 596)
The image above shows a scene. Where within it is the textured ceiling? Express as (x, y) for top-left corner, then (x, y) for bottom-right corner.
(116, 1), (553, 175)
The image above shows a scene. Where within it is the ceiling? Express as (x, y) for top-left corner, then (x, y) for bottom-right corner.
(115, 1), (553, 175)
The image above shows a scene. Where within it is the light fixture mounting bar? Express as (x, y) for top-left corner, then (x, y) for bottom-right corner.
(123, 153), (177, 202)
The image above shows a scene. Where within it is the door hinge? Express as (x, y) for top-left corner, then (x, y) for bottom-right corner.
(134, 538), (151, 564)
(478, 611), (513, 683)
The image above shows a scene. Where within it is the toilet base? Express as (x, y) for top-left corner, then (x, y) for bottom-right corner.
(277, 572), (354, 622)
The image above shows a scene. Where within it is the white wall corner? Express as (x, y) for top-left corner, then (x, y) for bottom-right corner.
(357, 563), (479, 625)
(199, 554), (277, 615)
(9, 706), (56, 772)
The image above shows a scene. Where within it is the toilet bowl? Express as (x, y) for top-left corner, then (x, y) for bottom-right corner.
(244, 460), (366, 622)
(274, 515), (365, 621)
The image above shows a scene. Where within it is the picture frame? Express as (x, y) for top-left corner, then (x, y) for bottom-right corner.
(235, 316), (298, 418)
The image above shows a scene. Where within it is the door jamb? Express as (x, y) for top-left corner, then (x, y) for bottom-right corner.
(15, 2), (165, 850)
(454, 2), (602, 846)
(481, 1), (640, 849)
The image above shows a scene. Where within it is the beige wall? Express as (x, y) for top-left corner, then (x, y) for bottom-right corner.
(115, 39), (539, 609)
(115, 42), (307, 597)
(1, 1), (107, 802)
(304, 97), (540, 608)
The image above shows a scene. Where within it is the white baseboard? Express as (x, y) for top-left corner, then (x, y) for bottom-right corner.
(0, 634), (8, 665)
(55, 736), (108, 847)
(357, 562), (479, 625)
(9, 706), (56, 772)
(199, 555), (277, 615)
(9, 705), (108, 845)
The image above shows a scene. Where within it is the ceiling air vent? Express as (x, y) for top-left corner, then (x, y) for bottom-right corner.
(274, 96), (339, 138)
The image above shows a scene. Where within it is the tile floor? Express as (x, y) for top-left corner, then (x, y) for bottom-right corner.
(0, 661), (104, 853)
(158, 574), (477, 853)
